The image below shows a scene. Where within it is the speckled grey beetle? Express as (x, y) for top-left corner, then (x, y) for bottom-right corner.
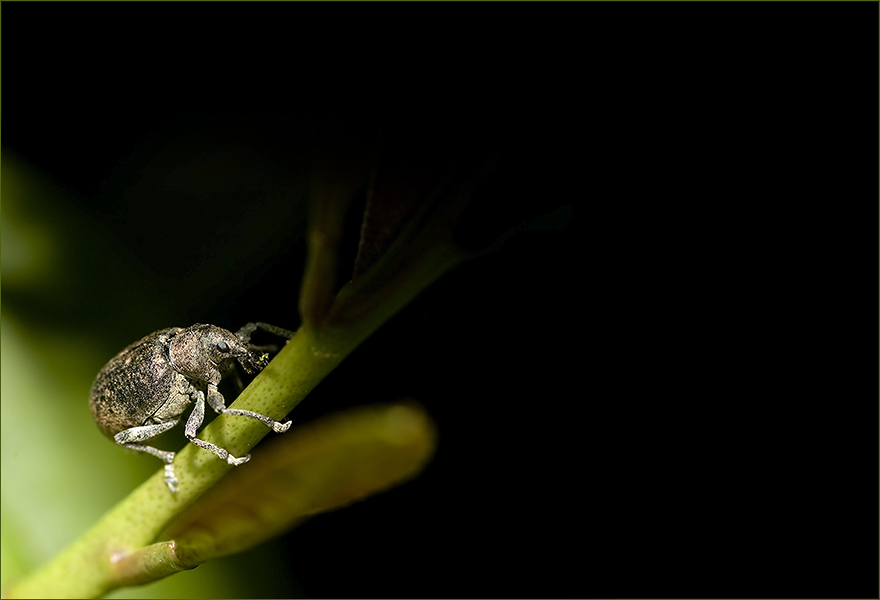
(89, 322), (294, 493)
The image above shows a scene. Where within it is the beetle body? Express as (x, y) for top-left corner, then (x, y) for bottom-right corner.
(89, 322), (293, 493)
(91, 327), (185, 438)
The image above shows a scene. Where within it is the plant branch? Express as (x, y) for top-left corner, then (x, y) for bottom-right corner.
(5, 235), (464, 599)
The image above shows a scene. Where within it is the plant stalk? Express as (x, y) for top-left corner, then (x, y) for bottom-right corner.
(6, 240), (465, 598)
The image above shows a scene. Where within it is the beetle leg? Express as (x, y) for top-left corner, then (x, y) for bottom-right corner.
(248, 343), (280, 354)
(254, 322), (295, 339)
(207, 383), (292, 433)
(205, 383), (229, 414)
(184, 390), (250, 466)
(235, 322), (295, 343)
(113, 420), (180, 492)
(234, 322), (258, 342)
(223, 408), (292, 433)
(114, 420), (179, 446)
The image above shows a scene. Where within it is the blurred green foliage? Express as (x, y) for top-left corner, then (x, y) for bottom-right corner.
(1, 146), (308, 598)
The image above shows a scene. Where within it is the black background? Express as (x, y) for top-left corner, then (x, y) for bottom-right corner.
(2, 2), (877, 599)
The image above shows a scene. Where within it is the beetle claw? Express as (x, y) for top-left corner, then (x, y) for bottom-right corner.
(165, 463), (179, 494)
(227, 454), (250, 466)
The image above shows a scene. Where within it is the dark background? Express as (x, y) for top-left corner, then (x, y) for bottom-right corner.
(2, 2), (877, 599)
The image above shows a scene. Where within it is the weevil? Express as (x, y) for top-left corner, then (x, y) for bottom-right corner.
(89, 322), (294, 493)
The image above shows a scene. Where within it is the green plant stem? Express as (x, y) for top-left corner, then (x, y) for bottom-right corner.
(5, 240), (465, 599)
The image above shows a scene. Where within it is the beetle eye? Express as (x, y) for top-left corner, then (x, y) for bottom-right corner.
(216, 341), (230, 352)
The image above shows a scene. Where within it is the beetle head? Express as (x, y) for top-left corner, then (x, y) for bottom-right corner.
(169, 324), (256, 382)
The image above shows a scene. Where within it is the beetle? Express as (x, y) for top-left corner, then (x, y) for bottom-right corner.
(89, 322), (294, 493)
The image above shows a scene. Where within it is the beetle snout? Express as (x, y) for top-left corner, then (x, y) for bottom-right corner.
(238, 348), (270, 374)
